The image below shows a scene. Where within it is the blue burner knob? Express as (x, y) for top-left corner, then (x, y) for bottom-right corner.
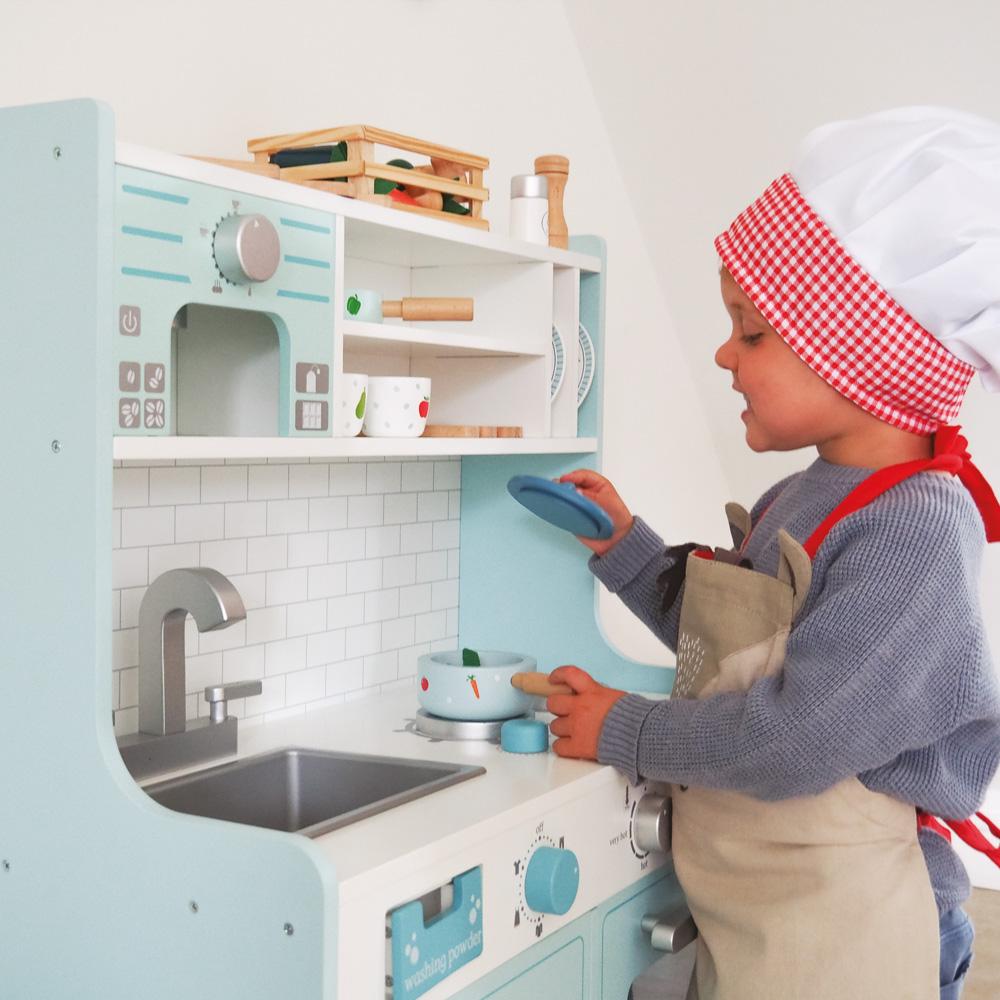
(524, 846), (579, 915)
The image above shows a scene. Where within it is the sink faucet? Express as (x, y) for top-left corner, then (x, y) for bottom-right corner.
(118, 568), (259, 780)
(138, 567), (245, 737)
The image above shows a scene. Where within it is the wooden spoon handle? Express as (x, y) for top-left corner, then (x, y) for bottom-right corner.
(511, 672), (573, 697)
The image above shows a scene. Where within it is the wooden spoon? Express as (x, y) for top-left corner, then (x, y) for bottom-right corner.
(511, 672), (573, 697)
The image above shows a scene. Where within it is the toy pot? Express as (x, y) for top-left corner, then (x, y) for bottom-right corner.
(417, 650), (537, 721)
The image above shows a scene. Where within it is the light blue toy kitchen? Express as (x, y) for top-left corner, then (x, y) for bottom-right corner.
(1, 98), (691, 999)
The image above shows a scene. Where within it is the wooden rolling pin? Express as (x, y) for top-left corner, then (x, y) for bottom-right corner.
(511, 672), (573, 697)
(382, 297), (474, 321)
(533, 155), (569, 249)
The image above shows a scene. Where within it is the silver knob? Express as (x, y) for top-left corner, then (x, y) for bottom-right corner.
(633, 793), (671, 854)
(212, 213), (280, 284)
(204, 680), (263, 723)
(641, 904), (697, 953)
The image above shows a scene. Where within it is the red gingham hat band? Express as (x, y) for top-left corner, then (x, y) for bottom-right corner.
(715, 174), (976, 436)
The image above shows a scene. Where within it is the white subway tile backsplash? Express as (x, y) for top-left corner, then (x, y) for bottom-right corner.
(114, 467), (149, 508)
(121, 506), (174, 548)
(201, 465), (247, 503)
(328, 528), (366, 562)
(228, 572), (266, 610)
(348, 494), (384, 528)
(149, 467), (200, 506)
(432, 579), (460, 611)
(327, 593), (366, 629)
(326, 657), (364, 695)
(248, 535), (289, 573)
(364, 588), (400, 624)
(286, 599), (328, 637)
(266, 499), (309, 536)
(366, 463), (401, 494)
(416, 550), (448, 584)
(245, 605), (287, 645)
(401, 462), (435, 493)
(434, 461), (461, 491)
(414, 611), (448, 643)
(417, 492), (450, 522)
(307, 563), (348, 600)
(399, 583), (433, 617)
(112, 548), (147, 590)
(306, 628), (346, 668)
(265, 567), (306, 606)
(110, 459), (461, 734)
(248, 464), (289, 501)
(199, 539), (247, 577)
(286, 667), (327, 706)
(345, 622), (381, 659)
(330, 464), (365, 496)
(384, 493), (417, 525)
(222, 643), (266, 683)
(225, 502), (267, 539)
(433, 521), (460, 551)
(288, 531), (328, 567)
(176, 504), (225, 543)
(346, 559), (382, 594)
(400, 522), (434, 554)
(265, 636), (307, 676)
(289, 464), (329, 499)
(309, 497), (348, 532)
(365, 525), (400, 558)
(363, 650), (398, 686)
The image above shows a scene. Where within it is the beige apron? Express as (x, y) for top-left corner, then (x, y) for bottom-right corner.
(672, 501), (939, 1000)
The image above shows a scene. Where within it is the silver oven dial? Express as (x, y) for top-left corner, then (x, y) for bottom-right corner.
(630, 791), (671, 856)
(212, 213), (280, 284)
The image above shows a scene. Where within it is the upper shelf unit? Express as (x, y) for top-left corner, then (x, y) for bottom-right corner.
(111, 143), (603, 461)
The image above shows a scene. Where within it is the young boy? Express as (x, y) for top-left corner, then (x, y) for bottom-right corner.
(547, 107), (1000, 1000)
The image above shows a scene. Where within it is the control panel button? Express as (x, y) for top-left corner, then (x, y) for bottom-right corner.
(524, 846), (579, 915)
(632, 793), (671, 855)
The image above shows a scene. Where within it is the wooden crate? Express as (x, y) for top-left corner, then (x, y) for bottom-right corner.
(240, 125), (490, 231)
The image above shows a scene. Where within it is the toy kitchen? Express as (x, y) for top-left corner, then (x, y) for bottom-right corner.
(2, 99), (691, 999)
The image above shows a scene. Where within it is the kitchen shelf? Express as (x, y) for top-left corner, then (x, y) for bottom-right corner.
(342, 319), (547, 359)
(113, 435), (598, 461)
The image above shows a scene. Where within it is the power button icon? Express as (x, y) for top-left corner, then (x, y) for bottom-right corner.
(119, 305), (141, 337)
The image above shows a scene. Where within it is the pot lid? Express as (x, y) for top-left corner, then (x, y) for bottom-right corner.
(506, 475), (614, 540)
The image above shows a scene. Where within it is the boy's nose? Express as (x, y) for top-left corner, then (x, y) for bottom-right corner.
(715, 338), (735, 371)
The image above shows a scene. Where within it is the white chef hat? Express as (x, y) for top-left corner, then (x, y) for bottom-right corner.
(716, 105), (1000, 435)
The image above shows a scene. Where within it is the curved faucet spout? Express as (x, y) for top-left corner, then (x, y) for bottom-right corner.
(138, 568), (246, 737)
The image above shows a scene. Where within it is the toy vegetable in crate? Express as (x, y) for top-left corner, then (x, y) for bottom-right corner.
(245, 125), (490, 230)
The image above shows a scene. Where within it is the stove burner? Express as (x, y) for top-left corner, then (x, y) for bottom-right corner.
(413, 709), (531, 742)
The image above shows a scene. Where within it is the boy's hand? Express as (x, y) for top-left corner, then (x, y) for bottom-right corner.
(546, 666), (626, 760)
(558, 470), (633, 556)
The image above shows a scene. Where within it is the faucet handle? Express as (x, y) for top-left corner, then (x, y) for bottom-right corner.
(204, 681), (263, 724)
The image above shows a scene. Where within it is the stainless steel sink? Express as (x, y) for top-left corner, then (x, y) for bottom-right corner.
(144, 747), (484, 838)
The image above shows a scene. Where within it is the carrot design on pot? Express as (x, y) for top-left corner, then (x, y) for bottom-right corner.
(467, 674), (480, 699)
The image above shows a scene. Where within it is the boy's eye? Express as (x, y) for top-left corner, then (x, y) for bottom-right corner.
(740, 332), (764, 345)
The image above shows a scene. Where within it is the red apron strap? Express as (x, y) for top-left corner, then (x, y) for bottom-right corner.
(804, 425), (1000, 559)
(918, 809), (1000, 868)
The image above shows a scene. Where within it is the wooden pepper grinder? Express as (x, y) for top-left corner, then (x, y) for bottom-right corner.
(533, 155), (569, 249)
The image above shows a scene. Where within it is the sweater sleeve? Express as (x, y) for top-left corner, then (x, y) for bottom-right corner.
(587, 477), (797, 655)
(597, 478), (1000, 796)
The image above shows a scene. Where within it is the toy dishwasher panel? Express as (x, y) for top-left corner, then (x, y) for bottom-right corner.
(114, 165), (336, 436)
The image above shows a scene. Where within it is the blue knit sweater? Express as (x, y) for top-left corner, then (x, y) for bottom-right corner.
(593, 458), (1000, 913)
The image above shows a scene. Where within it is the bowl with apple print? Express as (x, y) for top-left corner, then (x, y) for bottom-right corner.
(362, 376), (431, 437)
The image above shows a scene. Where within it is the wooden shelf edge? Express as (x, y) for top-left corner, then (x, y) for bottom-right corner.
(113, 437), (598, 461)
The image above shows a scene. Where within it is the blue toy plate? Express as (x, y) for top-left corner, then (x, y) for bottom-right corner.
(506, 475), (614, 540)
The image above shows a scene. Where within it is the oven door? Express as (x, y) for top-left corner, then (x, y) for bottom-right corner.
(601, 873), (697, 999)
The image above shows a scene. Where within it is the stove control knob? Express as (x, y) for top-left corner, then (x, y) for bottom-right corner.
(633, 793), (671, 854)
(524, 846), (579, 915)
(212, 213), (280, 284)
